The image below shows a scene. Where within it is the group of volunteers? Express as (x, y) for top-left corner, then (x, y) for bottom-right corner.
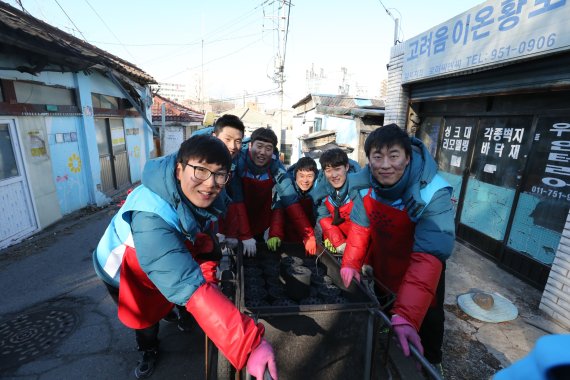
(92, 114), (455, 378)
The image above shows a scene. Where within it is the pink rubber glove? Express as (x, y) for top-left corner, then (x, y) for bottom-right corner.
(340, 267), (361, 288)
(391, 314), (423, 357)
(246, 338), (278, 379)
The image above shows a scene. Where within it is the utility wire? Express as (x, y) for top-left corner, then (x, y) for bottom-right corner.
(83, 0), (136, 60)
(54, 0), (88, 41)
(90, 32), (259, 47)
(377, 0), (403, 43)
(160, 38), (263, 81)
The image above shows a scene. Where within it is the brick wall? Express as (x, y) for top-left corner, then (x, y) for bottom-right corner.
(540, 210), (570, 329)
(384, 43), (408, 127)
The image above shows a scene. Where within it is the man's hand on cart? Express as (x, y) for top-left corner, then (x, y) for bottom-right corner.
(267, 237), (281, 251)
(340, 267), (361, 288)
(304, 236), (317, 255)
(225, 237), (239, 249)
(391, 314), (423, 357)
(323, 239), (336, 253)
(247, 338), (278, 379)
(242, 238), (257, 256)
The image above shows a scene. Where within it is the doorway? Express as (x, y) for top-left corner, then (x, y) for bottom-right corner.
(95, 118), (131, 194)
(0, 119), (38, 248)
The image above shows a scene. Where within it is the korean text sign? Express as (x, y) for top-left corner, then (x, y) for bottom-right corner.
(402, 0), (570, 83)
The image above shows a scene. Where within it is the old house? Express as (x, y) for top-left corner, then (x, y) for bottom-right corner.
(0, 3), (155, 249)
(151, 94), (203, 156)
(291, 94), (384, 166)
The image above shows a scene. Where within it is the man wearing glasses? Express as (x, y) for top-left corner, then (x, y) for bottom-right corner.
(93, 135), (278, 379)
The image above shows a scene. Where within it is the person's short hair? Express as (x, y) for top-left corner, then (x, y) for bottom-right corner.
(177, 134), (231, 171)
(250, 127), (278, 147)
(364, 123), (412, 158)
(213, 114), (245, 135)
(295, 156), (318, 176)
(319, 148), (348, 169)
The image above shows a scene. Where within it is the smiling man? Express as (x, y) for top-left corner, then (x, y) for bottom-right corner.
(312, 148), (360, 255)
(339, 124), (455, 374)
(227, 127), (316, 256)
(268, 156), (319, 248)
(93, 134), (277, 379)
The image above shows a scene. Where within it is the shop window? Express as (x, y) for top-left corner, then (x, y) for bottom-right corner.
(461, 117), (532, 241)
(507, 117), (570, 265)
(417, 116), (443, 158)
(13, 81), (75, 105)
(435, 117), (477, 215)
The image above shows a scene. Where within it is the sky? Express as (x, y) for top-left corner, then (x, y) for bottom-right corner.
(4, 0), (485, 108)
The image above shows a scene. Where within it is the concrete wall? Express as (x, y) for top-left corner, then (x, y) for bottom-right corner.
(540, 210), (570, 329)
(385, 43), (408, 128)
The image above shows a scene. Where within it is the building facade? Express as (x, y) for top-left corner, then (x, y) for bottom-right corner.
(0, 3), (155, 249)
(385, 0), (570, 328)
(291, 94), (384, 166)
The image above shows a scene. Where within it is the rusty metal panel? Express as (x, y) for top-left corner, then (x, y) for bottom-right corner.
(99, 155), (114, 193)
(114, 152), (130, 189)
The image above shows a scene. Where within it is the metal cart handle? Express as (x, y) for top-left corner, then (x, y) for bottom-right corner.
(245, 367), (273, 380)
(370, 308), (443, 380)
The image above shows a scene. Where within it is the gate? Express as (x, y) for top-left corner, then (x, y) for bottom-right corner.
(95, 118), (130, 194)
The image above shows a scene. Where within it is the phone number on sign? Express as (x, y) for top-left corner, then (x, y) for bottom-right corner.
(531, 185), (570, 201)
(489, 33), (557, 61)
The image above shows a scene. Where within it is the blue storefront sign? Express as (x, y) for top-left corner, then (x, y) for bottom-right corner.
(402, 0), (570, 83)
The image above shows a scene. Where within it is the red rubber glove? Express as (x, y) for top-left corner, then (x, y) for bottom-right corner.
(391, 314), (423, 357)
(304, 236), (317, 255)
(246, 338), (278, 380)
(340, 267), (360, 288)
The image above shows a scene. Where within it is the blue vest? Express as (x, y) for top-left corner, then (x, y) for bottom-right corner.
(93, 185), (182, 287)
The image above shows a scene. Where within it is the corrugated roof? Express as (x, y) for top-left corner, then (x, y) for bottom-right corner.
(151, 94), (203, 123)
(0, 2), (155, 85)
(292, 93), (385, 109)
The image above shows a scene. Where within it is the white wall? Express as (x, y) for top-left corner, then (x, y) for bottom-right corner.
(540, 209), (570, 329)
(384, 43), (408, 128)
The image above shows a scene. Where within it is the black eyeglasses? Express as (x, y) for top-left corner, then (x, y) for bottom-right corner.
(185, 163), (230, 185)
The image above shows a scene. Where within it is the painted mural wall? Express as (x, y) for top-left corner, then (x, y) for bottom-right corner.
(45, 116), (90, 215)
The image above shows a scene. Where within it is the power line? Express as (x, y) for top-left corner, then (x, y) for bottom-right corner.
(208, 87), (281, 103)
(89, 32), (260, 48)
(53, 0), (88, 41)
(377, 0), (403, 44)
(83, 0), (136, 60)
(160, 37), (263, 81)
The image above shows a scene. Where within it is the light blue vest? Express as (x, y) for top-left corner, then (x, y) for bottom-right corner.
(93, 185), (181, 287)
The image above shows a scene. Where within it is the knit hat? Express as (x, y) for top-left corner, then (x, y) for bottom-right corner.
(457, 291), (518, 323)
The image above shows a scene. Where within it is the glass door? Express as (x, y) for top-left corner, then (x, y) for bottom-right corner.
(507, 117), (570, 265)
(460, 117), (532, 242)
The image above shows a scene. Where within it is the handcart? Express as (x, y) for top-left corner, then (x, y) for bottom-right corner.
(206, 242), (443, 380)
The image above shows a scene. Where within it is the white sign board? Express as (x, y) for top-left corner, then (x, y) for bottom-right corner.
(162, 127), (184, 156)
(402, 0), (570, 83)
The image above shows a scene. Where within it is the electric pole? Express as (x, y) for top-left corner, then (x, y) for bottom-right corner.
(272, 0), (290, 150)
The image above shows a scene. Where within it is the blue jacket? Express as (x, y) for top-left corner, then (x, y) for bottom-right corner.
(493, 334), (570, 380)
(230, 147), (299, 208)
(348, 138), (455, 261)
(93, 153), (228, 305)
(312, 159), (361, 223)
